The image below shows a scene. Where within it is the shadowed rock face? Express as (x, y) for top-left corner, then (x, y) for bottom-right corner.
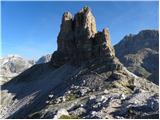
(51, 7), (115, 67)
(74, 8), (97, 61)
(114, 30), (159, 84)
(57, 12), (73, 53)
(115, 30), (158, 57)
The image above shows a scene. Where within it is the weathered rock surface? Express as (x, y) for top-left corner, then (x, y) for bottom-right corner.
(1, 7), (159, 119)
(114, 30), (159, 84)
(51, 7), (115, 66)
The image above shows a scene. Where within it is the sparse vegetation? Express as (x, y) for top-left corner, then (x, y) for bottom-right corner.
(59, 114), (79, 119)
(112, 79), (135, 93)
(121, 89), (131, 94)
(128, 78), (135, 91)
(66, 94), (78, 101)
(59, 115), (71, 119)
(116, 79), (134, 89)
(28, 111), (41, 119)
(112, 80), (129, 88)
(83, 6), (90, 12)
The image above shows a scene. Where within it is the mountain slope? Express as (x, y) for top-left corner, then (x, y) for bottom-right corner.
(114, 30), (159, 84)
(1, 63), (78, 118)
(1, 7), (159, 119)
(1, 59), (158, 119)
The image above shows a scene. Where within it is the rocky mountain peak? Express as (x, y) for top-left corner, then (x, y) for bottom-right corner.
(63, 12), (73, 21)
(51, 7), (116, 67)
(74, 6), (97, 38)
(61, 12), (73, 32)
(57, 12), (73, 52)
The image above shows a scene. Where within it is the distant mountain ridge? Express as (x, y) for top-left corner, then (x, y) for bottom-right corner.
(0, 54), (52, 85)
(114, 29), (159, 84)
(36, 54), (52, 64)
(0, 55), (34, 85)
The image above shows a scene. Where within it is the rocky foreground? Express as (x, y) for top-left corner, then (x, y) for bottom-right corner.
(0, 7), (159, 119)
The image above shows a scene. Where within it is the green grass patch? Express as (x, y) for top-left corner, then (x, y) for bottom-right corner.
(59, 114), (79, 119)
(66, 94), (78, 101)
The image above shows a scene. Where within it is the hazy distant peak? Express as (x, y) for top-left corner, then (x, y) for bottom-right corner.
(36, 54), (52, 64)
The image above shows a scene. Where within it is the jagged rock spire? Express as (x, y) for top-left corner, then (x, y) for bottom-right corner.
(51, 7), (116, 67)
(57, 12), (73, 52)
(93, 28), (115, 58)
(74, 6), (97, 39)
(73, 6), (97, 61)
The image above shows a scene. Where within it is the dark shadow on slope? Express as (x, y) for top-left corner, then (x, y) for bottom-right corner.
(1, 62), (78, 118)
(1, 62), (55, 100)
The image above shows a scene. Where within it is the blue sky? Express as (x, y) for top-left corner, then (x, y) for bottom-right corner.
(1, 1), (159, 60)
